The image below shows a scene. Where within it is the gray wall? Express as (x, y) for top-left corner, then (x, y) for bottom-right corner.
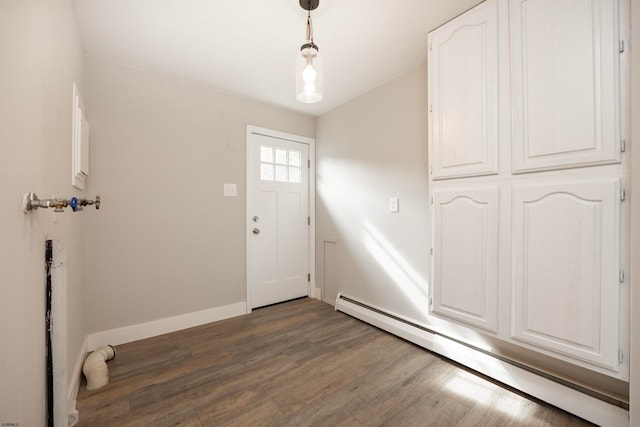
(82, 57), (316, 333)
(0, 1), (85, 425)
(315, 65), (431, 321)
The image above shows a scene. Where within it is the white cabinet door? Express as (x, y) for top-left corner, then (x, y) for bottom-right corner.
(432, 187), (499, 332)
(512, 179), (620, 371)
(428, 0), (499, 180)
(510, 0), (620, 173)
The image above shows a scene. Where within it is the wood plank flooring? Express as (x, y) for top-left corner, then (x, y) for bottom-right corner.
(76, 298), (594, 426)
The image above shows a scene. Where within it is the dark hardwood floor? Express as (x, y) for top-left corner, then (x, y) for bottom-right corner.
(76, 298), (594, 426)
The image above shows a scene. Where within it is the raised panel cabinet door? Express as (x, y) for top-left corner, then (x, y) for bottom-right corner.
(512, 179), (620, 372)
(428, 0), (499, 180)
(432, 187), (499, 332)
(511, 0), (620, 172)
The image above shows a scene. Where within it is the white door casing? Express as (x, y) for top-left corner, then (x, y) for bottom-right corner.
(246, 126), (315, 310)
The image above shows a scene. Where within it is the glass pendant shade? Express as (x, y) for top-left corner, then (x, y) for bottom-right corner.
(296, 43), (323, 103)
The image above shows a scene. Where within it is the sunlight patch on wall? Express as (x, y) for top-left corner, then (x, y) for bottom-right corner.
(363, 221), (428, 314)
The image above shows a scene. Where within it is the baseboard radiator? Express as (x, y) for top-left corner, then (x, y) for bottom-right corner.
(334, 293), (629, 427)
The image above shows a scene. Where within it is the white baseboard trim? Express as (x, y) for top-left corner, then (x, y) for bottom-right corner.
(67, 335), (87, 426)
(312, 287), (322, 300)
(335, 294), (437, 350)
(87, 302), (247, 351)
(335, 294), (629, 427)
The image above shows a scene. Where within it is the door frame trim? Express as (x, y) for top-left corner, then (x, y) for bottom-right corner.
(245, 125), (316, 313)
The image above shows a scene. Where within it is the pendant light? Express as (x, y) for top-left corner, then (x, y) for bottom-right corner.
(296, 0), (323, 103)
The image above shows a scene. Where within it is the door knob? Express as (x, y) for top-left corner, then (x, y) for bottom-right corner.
(252, 228), (260, 235)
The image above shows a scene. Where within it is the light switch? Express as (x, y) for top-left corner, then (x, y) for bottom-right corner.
(224, 183), (237, 197)
(389, 197), (399, 213)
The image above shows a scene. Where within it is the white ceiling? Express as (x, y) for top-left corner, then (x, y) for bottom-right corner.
(72, 0), (481, 116)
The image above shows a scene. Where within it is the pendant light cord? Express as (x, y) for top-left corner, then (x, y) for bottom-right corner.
(306, 11), (313, 43)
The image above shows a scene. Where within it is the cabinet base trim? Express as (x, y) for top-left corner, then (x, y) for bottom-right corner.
(334, 293), (629, 426)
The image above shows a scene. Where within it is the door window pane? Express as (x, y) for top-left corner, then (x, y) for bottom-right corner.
(260, 163), (274, 181)
(260, 146), (273, 163)
(275, 165), (288, 182)
(289, 166), (301, 183)
(289, 150), (301, 167)
(275, 149), (288, 165)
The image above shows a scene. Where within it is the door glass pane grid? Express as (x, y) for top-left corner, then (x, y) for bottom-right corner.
(260, 145), (302, 183)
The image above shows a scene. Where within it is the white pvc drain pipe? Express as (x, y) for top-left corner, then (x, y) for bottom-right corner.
(82, 345), (116, 390)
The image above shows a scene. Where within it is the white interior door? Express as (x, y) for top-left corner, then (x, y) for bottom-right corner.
(247, 127), (310, 309)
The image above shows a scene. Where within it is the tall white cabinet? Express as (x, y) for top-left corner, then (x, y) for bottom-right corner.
(428, 0), (628, 379)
